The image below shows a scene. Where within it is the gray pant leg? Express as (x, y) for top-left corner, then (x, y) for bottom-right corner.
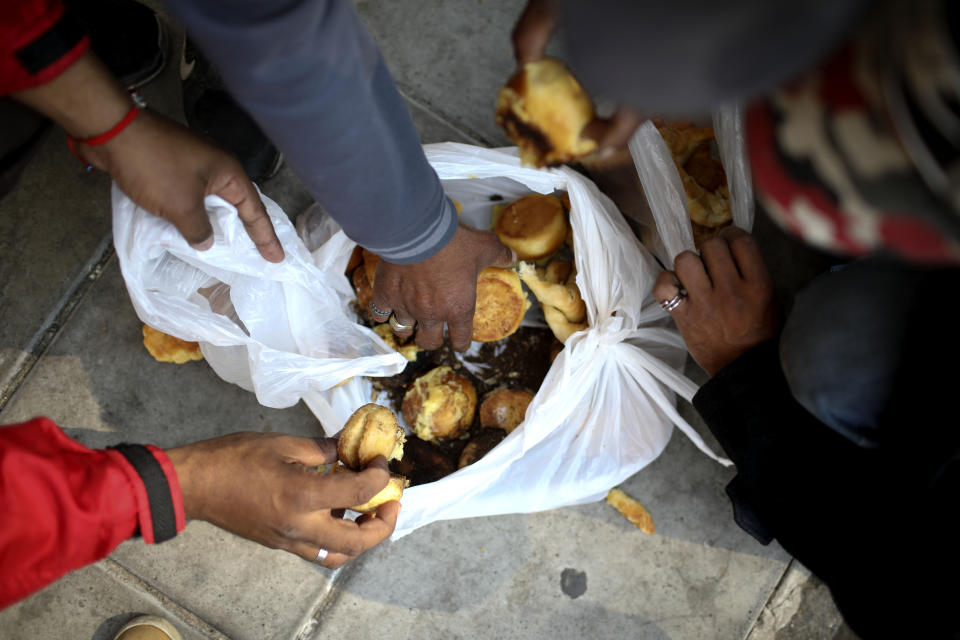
(779, 258), (928, 447)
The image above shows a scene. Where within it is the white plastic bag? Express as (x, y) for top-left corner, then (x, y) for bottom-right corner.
(112, 184), (407, 408)
(628, 104), (754, 266)
(299, 143), (731, 540)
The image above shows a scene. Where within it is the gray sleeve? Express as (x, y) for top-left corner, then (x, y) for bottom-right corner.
(162, 0), (457, 264)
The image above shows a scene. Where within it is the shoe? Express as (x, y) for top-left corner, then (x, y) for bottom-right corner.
(180, 38), (283, 181)
(113, 615), (183, 640)
(67, 0), (167, 89)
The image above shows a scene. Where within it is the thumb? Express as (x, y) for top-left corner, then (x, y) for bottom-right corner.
(173, 203), (215, 251)
(480, 233), (517, 269)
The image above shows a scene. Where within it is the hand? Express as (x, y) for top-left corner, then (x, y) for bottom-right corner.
(653, 227), (781, 377)
(511, 1), (643, 157)
(11, 51), (283, 263)
(81, 110), (284, 262)
(369, 222), (515, 352)
(512, 0), (560, 68)
(166, 432), (398, 569)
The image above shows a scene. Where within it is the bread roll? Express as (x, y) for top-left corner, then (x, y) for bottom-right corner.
(473, 267), (531, 342)
(337, 403), (406, 470)
(142, 325), (203, 364)
(494, 194), (567, 261)
(402, 366), (477, 441)
(479, 387), (534, 434)
(496, 58), (597, 167)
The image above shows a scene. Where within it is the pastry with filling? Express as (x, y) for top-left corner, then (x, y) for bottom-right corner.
(473, 267), (531, 342)
(142, 325), (203, 364)
(402, 366), (478, 441)
(496, 58), (597, 167)
(479, 387), (534, 434)
(494, 193), (568, 261)
(517, 260), (587, 344)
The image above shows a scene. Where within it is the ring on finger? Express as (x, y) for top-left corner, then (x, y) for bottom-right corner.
(389, 313), (416, 332)
(370, 301), (391, 318)
(660, 287), (688, 312)
(315, 547), (328, 564)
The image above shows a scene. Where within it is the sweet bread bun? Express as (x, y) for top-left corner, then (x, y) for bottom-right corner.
(473, 267), (531, 342)
(496, 58), (597, 167)
(142, 325), (203, 364)
(402, 366), (477, 441)
(494, 194), (567, 261)
(362, 249), (380, 288)
(479, 387), (534, 434)
(338, 403), (406, 470)
(458, 428), (507, 469)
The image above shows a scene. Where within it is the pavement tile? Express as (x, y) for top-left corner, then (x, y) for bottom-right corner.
(315, 502), (786, 640)
(1, 260), (336, 639)
(356, 0), (532, 146)
(0, 560), (213, 640)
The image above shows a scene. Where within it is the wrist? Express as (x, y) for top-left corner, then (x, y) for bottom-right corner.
(165, 444), (206, 521)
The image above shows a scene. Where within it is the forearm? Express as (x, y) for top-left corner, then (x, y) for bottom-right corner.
(164, 0), (457, 263)
(0, 418), (184, 609)
(11, 50), (131, 139)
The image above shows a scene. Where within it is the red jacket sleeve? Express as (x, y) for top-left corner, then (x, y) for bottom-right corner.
(0, 0), (90, 96)
(0, 417), (185, 609)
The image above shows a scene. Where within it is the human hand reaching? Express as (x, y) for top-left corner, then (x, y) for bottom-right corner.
(165, 432), (398, 569)
(510, 0), (642, 157)
(81, 110), (284, 261)
(368, 221), (516, 352)
(12, 51), (283, 263)
(653, 227), (781, 377)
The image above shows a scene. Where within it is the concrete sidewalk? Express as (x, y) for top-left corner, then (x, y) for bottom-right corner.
(0, 2), (854, 639)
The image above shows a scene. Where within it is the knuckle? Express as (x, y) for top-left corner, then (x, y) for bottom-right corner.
(340, 538), (365, 556)
(674, 251), (700, 270)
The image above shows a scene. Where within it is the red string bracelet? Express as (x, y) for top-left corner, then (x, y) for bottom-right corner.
(67, 101), (142, 172)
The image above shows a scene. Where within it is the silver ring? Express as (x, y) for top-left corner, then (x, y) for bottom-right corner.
(369, 301), (391, 318)
(660, 288), (687, 312)
(315, 547), (328, 563)
(389, 313), (416, 332)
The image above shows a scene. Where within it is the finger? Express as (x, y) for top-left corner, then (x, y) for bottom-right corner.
(673, 250), (712, 294)
(477, 232), (517, 269)
(512, 0), (560, 67)
(721, 227), (771, 286)
(390, 310), (416, 341)
(212, 170), (285, 263)
(306, 501), (397, 556)
(700, 234), (741, 291)
(286, 539), (354, 568)
(369, 268), (393, 323)
(172, 200), (215, 251)
(274, 435), (339, 467)
(582, 108), (644, 152)
(305, 456), (391, 511)
(415, 319), (445, 351)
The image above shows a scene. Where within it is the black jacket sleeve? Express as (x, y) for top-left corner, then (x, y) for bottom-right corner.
(694, 340), (958, 639)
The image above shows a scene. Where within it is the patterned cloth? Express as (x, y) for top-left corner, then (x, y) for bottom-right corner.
(747, 2), (960, 263)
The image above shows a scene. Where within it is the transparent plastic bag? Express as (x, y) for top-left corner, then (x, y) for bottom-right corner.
(628, 104), (754, 266)
(112, 184), (407, 409)
(299, 143), (731, 540)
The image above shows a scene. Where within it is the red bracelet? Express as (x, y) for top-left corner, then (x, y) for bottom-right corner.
(67, 102), (142, 171)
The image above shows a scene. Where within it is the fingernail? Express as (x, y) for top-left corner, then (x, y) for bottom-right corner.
(190, 236), (214, 251)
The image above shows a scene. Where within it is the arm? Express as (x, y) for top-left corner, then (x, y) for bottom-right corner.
(0, 419), (397, 609)
(0, 418), (185, 609)
(164, 0), (513, 350)
(2, 0), (283, 262)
